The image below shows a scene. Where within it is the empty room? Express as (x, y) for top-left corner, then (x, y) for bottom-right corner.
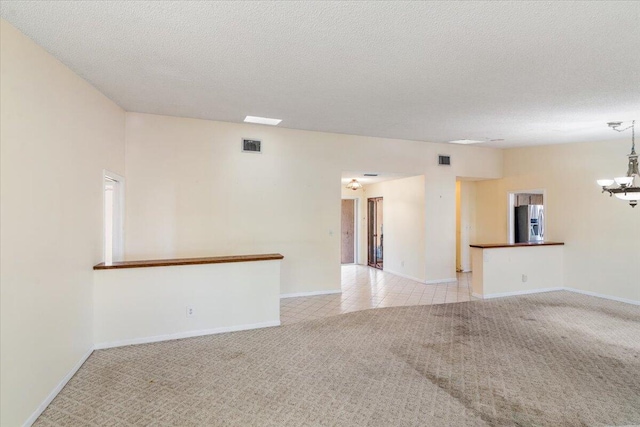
(1, 1), (639, 426)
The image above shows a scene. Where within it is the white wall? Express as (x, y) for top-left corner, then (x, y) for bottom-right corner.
(94, 261), (281, 348)
(476, 140), (640, 303)
(124, 113), (503, 294)
(0, 20), (126, 427)
(363, 176), (426, 281)
(471, 246), (564, 297)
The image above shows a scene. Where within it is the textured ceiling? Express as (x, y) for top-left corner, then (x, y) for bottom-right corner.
(1, 1), (639, 148)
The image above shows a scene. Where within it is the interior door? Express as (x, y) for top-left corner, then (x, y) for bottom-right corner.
(341, 199), (355, 264)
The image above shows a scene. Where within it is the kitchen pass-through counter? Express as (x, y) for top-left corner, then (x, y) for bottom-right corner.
(470, 242), (564, 299)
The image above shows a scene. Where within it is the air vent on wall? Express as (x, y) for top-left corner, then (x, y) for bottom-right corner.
(363, 173), (378, 177)
(438, 155), (451, 166)
(242, 138), (262, 153)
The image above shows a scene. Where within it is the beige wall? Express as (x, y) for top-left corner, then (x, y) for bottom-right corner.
(124, 113), (503, 294)
(364, 176), (426, 281)
(0, 20), (126, 427)
(476, 141), (640, 302)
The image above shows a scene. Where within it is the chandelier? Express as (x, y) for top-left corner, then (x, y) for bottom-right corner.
(597, 120), (639, 208)
(345, 179), (363, 190)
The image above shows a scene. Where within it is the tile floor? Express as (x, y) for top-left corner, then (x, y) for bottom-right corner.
(280, 265), (475, 325)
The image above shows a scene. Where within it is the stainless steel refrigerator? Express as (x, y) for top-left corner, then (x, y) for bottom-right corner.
(515, 205), (544, 243)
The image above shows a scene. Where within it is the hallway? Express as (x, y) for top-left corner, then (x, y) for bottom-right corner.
(280, 265), (474, 325)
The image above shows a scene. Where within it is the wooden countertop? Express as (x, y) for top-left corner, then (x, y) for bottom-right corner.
(469, 242), (564, 249)
(94, 253), (284, 270)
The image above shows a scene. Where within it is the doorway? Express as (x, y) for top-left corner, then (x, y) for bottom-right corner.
(367, 197), (383, 269)
(341, 199), (357, 264)
(508, 190), (546, 244)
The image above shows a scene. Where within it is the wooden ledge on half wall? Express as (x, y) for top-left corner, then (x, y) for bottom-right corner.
(469, 242), (564, 249)
(93, 253), (284, 270)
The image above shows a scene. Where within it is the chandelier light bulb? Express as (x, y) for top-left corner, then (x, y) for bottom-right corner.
(614, 192), (640, 201)
(614, 177), (633, 187)
(346, 179), (363, 191)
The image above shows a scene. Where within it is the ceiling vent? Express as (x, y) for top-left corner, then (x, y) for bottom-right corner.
(438, 155), (451, 166)
(364, 173), (378, 177)
(242, 138), (261, 153)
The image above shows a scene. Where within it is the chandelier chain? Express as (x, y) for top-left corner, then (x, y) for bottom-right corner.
(632, 120), (635, 154)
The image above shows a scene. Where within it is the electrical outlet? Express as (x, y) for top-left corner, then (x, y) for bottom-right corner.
(401, 261), (405, 267)
(186, 306), (195, 317)
(522, 274), (528, 283)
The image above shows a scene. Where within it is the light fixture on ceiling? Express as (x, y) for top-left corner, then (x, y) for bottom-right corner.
(448, 139), (484, 145)
(244, 116), (282, 126)
(597, 120), (639, 208)
(346, 179), (363, 191)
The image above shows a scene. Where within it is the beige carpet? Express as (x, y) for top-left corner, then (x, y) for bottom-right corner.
(34, 291), (640, 426)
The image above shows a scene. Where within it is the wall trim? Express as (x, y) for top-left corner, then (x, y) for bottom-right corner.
(23, 347), (94, 427)
(477, 287), (564, 299)
(94, 320), (280, 350)
(424, 277), (458, 285)
(383, 269), (425, 283)
(280, 290), (341, 299)
(473, 287), (639, 306)
(564, 287), (640, 306)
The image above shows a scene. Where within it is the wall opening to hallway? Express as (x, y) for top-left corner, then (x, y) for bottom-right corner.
(341, 172), (425, 282)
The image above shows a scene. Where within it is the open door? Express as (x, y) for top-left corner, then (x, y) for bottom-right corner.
(341, 199), (355, 264)
(367, 197), (383, 269)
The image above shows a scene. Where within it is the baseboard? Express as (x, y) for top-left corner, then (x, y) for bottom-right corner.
(564, 288), (640, 306)
(472, 286), (640, 305)
(280, 290), (342, 299)
(424, 277), (458, 285)
(478, 287), (564, 299)
(94, 320), (281, 350)
(23, 347), (94, 427)
(382, 269), (425, 283)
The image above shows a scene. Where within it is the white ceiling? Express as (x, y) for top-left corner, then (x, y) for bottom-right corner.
(1, 1), (639, 148)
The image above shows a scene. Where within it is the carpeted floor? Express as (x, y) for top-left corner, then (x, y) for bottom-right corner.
(34, 291), (640, 426)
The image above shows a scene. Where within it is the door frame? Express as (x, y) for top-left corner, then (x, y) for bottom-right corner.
(103, 169), (125, 264)
(341, 197), (359, 264)
(367, 197), (384, 269)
